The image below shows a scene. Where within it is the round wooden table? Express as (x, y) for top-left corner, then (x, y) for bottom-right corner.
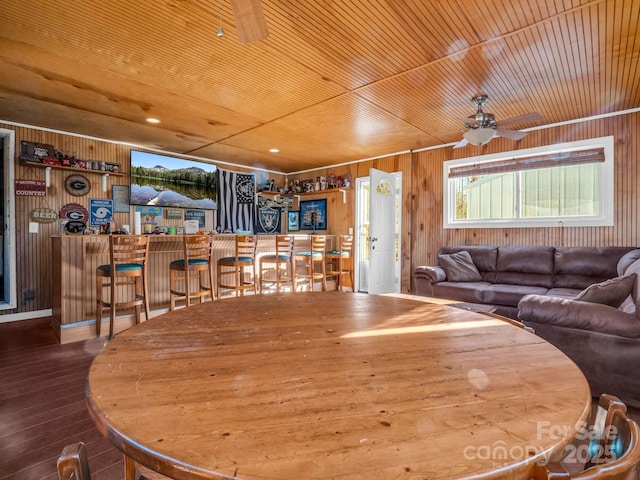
(86, 292), (591, 480)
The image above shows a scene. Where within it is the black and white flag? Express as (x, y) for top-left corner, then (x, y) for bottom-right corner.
(217, 168), (255, 233)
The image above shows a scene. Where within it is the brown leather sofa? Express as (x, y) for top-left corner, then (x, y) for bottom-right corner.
(414, 245), (640, 407)
(518, 248), (640, 408)
(414, 245), (637, 319)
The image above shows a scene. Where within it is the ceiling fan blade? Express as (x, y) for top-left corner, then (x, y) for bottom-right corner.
(459, 117), (478, 126)
(497, 112), (543, 128)
(230, 0), (269, 43)
(495, 128), (528, 140)
(453, 137), (469, 148)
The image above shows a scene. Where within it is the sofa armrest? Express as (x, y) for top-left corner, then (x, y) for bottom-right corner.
(415, 266), (447, 283)
(518, 294), (640, 338)
(414, 266), (447, 297)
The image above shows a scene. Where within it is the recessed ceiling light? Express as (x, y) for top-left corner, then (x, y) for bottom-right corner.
(269, 148), (280, 153)
(146, 118), (161, 124)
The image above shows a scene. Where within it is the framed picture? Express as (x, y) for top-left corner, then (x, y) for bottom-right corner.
(112, 185), (130, 213)
(288, 211), (300, 231)
(300, 199), (327, 231)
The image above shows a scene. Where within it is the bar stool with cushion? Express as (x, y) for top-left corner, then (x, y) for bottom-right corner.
(217, 234), (257, 297)
(259, 235), (295, 293)
(169, 234), (215, 310)
(326, 234), (354, 291)
(294, 235), (327, 292)
(96, 235), (150, 339)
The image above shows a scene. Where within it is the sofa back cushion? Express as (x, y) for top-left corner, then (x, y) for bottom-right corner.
(621, 256), (640, 317)
(494, 246), (554, 288)
(554, 247), (635, 289)
(438, 246), (498, 282)
(437, 251), (482, 282)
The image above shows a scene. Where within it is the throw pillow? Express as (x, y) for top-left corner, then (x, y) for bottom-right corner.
(438, 250), (482, 282)
(574, 274), (635, 308)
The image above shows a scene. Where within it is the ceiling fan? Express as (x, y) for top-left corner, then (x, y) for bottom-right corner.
(454, 95), (543, 148)
(230, 0), (269, 42)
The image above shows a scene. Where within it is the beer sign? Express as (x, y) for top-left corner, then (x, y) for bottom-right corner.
(30, 207), (58, 224)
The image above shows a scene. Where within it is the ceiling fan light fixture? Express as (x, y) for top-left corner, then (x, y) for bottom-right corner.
(463, 127), (496, 146)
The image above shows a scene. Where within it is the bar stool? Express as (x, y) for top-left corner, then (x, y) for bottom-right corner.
(259, 235), (295, 293)
(96, 235), (150, 339)
(294, 235), (327, 292)
(326, 234), (354, 291)
(217, 234), (257, 297)
(169, 234), (215, 310)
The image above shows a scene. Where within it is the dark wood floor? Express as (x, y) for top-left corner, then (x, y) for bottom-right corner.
(0, 317), (122, 480)
(1, 316), (638, 480)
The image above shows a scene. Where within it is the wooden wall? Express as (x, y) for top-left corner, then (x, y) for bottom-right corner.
(409, 112), (640, 291)
(294, 153), (413, 291)
(299, 111), (639, 294)
(2, 110), (638, 316)
(0, 123), (283, 316)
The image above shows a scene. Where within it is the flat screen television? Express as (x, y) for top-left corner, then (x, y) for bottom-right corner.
(130, 151), (217, 209)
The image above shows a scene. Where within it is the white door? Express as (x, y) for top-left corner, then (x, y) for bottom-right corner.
(355, 169), (401, 294)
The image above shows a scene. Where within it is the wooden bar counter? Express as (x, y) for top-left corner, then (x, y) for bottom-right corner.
(51, 234), (329, 343)
(86, 292), (592, 480)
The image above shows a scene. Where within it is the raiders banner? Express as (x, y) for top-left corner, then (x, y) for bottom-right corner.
(254, 196), (281, 234)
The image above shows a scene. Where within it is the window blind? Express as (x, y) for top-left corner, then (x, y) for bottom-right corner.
(448, 148), (604, 178)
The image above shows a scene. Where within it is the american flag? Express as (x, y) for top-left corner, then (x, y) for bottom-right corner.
(217, 168), (255, 232)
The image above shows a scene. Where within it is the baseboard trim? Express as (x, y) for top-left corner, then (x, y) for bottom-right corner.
(0, 309), (52, 324)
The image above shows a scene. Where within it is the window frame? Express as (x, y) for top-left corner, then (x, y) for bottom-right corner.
(443, 136), (615, 229)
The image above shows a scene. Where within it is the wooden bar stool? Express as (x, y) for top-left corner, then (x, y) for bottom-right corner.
(326, 234), (354, 291)
(259, 235), (295, 293)
(216, 234), (257, 297)
(169, 234), (215, 310)
(96, 235), (150, 339)
(294, 235), (327, 292)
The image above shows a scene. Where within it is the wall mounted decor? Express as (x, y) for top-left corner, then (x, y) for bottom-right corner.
(300, 199), (327, 231)
(65, 174), (91, 196)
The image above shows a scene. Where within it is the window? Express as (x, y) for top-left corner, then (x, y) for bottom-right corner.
(443, 136), (614, 228)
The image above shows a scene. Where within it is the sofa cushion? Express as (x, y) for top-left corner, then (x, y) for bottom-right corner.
(554, 247), (634, 289)
(574, 274), (635, 308)
(482, 284), (549, 307)
(617, 249), (640, 276)
(494, 246), (554, 288)
(438, 246), (498, 281)
(431, 282), (491, 304)
(622, 258), (640, 318)
(437, 251), (482, 282)
(546, 287), (582, 299)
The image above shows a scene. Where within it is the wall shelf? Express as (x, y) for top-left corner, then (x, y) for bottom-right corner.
(260, 187), (351, 198)
(19, 160), (126, 177)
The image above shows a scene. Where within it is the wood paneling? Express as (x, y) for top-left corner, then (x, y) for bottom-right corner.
(2, 111), (639, 319)
(408, 112), (640, 293)
(1, 123), (284, 318)
(1, 1), (638, 171)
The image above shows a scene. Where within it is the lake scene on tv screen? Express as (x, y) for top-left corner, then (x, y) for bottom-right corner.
(130, 151), (217, 209)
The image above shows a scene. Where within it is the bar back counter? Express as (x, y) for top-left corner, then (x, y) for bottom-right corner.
(51, 234), (329, 343)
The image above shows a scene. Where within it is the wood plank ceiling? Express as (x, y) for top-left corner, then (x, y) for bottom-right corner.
(0, 0), (638, 173)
